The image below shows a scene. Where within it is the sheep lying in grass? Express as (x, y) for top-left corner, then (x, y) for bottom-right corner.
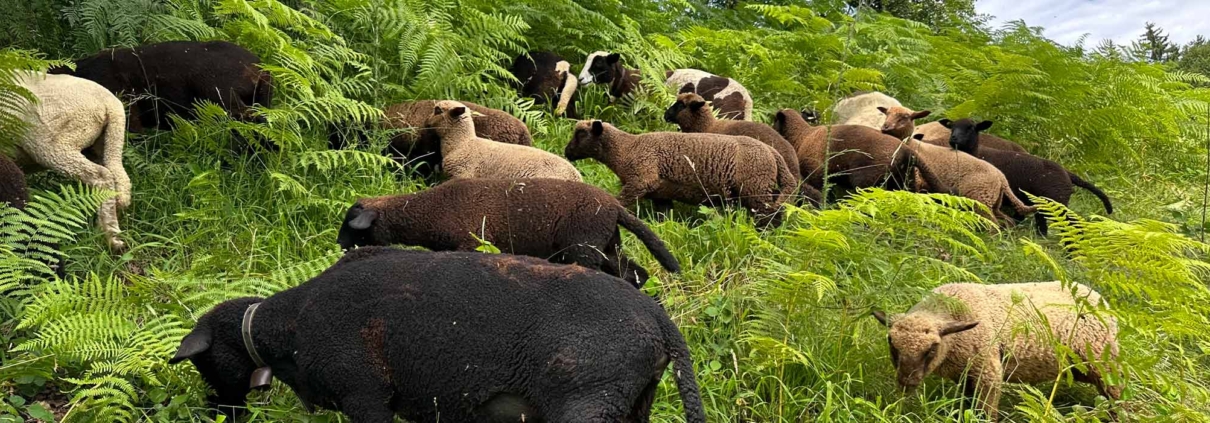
(336, 178), (681, 287)
(12, 72), (130, 251)
(578, 52), (754, 120)
(564, 120), (797, 226)
(908, 133), (1035, 226)
(383, 100), (532, 173)
(878, 106), (1027, 153)
(946, 118), (1114, 235)
(873, 281), (1122, 422)
(509, 51), (579, 117)
(0, 154), (28, 209)
(427, 101), (581, 182)
(833, 91), (902, 129)
(666, 93), (803, 183)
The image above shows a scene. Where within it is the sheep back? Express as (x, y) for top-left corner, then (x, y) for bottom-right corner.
(383, 100), (532, 171)
(667, 69), (754, 121)
(915, 122), (1027, 153)
(833, 92), (901, 129)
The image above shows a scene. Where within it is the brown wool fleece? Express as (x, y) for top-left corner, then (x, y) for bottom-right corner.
(0, 154), (27, 209)
(428, 101), (581, 182)
(879, 282), (1121, 421)
(336, 178), (680, 287)
(383, 100), (532, 171)
(906, 137), (1036, 226)
(564, 120), (799, 224)
(667, 93), (802, 182)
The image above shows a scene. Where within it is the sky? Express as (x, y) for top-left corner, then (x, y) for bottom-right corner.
(976, 0), (1210, 47)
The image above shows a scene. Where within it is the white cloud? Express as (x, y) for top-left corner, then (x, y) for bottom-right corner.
(977, 0), (1210, 47)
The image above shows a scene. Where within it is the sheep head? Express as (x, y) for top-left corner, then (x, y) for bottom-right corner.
(337, 202), (382, 250)
(565, 120), (609, 161)
(878, 106), (930, 140)
(426, 100), (480, 138)
(579, 51), (620, 85)
(664, 93), (712, 131)
(942, 118), (993, 153)
(772, 109), (811, 137)
(873, 310), (978, 389)
(169, 297), (269, 420)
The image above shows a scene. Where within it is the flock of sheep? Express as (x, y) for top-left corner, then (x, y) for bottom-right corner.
(0, 40), (1124, 422)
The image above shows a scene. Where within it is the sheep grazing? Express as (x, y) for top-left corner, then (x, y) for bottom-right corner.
(873, 281), (1122, 421)
(0, 154), (28, 210)
(772, 109), (950, 196)
(382, 100), (532, 173)
(578, 51), (754, 120)
(665, 93), (804, 184)
(833, 91), (902, 129)
(509, 51), (579, 117)
(12, 72), (131, 252)
(906, 133), (1035, 226)
(170, 247), (706, 422)
(947, 119), (1114, 235)
(336, 178), (680, 287)
(428, 101), (582, 182)
(877, 106), (1028, 153)
(51, 41), (272, 131)
(564, 120), (797, 226)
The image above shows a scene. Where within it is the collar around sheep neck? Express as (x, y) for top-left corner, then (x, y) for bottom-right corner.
(241, 303), (268, 368)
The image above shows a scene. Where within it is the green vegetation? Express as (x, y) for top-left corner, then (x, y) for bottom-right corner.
(2, 0), (1210, 422)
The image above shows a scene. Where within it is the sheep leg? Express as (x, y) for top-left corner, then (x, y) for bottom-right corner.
(625, 378), (660, 423)
(26, 145), (125, 251)
(967, 362), (1004, 422)
(338, 394), (396, 423)
(617, 182), (656, 210)
(739, 187), (783, 229)
(547, 399), (627, 422)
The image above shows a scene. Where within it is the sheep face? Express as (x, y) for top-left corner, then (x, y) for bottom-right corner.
(874, 311), (978, 388)
(664, 93), (710, 130)
(565, 120), (607, 161)
(337, 203), (381, 250)
(942, 118), (993, 152)
(878, 106), (930, 140)
(169, 298), (266, 419)
(427, 100), (475, 135)
(578, 51), (620, 85)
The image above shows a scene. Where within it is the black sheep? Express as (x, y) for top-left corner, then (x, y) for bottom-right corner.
(169, 247), (706, 423)
(945, 118), (1114, 235)
(0, 154), (28, 210)
(508, 51), (578, 117)
(51, 41), (272, 131)
(336, 178), (680, 287)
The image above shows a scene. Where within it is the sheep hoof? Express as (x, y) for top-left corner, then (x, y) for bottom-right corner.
(108, 238), (128, 254)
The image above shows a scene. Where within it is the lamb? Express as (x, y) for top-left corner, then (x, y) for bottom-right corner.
(382, 100), (532, 173)
(665, 93), (804, 183)
(428, 101), (582, 182)
(170, 247), (706, 422)
(833, 91), (902, 129)
(772, 109), (950, 196)
(0, 154), (28, 210)
(564, 120), (797, 226)
(336, 178), (680, 287)
(873, 281), (1122, 421)
(946, 119), (1114, 235)
(51, 41), (272, 131)
(11, 72), (130, 252)
(877, 106), (1028, 153)
(906, 133), (1036, 226)
(578, 52), (754, 120)
(509, 51), (579, 117)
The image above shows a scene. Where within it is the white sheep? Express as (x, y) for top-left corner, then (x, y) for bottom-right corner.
(873, 281), (1122, 421)
(11, 72), (131, 251)
(427, 100), (582, 182)
(833, 91), (902, 129)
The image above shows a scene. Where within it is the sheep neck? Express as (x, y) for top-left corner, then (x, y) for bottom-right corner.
(597, 130), (640, 171)
(437, 119), (478, 157)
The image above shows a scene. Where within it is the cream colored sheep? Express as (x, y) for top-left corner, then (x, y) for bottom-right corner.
(11, 72), (130, 251)
(873, 281), (1122, 422)
(833, 91), (901, 129)
(427, 100), (582, 181)
(908, 134), (1034, 226)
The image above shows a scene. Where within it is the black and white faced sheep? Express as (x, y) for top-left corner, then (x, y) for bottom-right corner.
(382, 100), (533, 174)
(907, 133), (1036, 227)
(873, 282), (1122, 422)
(336, 178), (680, 287)
(564, 120), (797, 226)
(877, 106), (1028, 153)
(427, 101), (582, 181)
(0, 154), (28, 210)
(946, 118), (1114, 235)
(666, 93), (806, 188)
(51, 41), (272, 131)
(12, 72), (130, 252)
(578, 51), (754, 120)
(509, 51), (579, 117)
(833, 91), (903, 129)
(170, 247), (706, 423)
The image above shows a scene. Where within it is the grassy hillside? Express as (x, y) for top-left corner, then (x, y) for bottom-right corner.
(2, 0), (1210, 422)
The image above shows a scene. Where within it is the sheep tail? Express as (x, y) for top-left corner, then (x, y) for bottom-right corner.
(1068, 172), (1113, 214)
(660, 316), (706, 423)
(905, 149), (952, 194)
(1002, 177), (1037, 216)
(616, 208), (680, 273)
(102, 95), (131, 210)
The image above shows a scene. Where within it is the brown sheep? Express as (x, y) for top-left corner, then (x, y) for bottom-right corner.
(908, 133), (1036, 226)
(428, 101), (581, 182)
(665, 93), (802, 183)
(383, 100), (532, 173)
(877, 106), (1027, 153)
(772, 109), (950, 196)
(564, 120), (797, 226)
(336, 178), (679, 288)
(0, 154), (28, 210)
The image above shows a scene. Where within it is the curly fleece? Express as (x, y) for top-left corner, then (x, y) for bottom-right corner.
(383, 100), (532, 172)
(667, 93), (802, 182)
(428, 100), (581, 182)
(833, 91), (902, 129)
(908, 137), (1035, 225)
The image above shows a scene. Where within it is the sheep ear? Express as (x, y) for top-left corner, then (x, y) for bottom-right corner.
(940, 320), (979, 336)
(349, 209), (379, 230)
(876, 106), (888, 115)
(939, 119), (952, 129)
(449, 107), (467, 118)
(689, 100), (706, 110)
(911, 110), (932, 119)
(912, 133), (924, 141)
(606, 53), (621, 64)
(871, 310), (890, 326)
(975, 120), (993, 131)
(433, 106), (442, 115)
(591, 120), (604, 136)
(470, 110), (486, 117)
(169, 330), (211, 364)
